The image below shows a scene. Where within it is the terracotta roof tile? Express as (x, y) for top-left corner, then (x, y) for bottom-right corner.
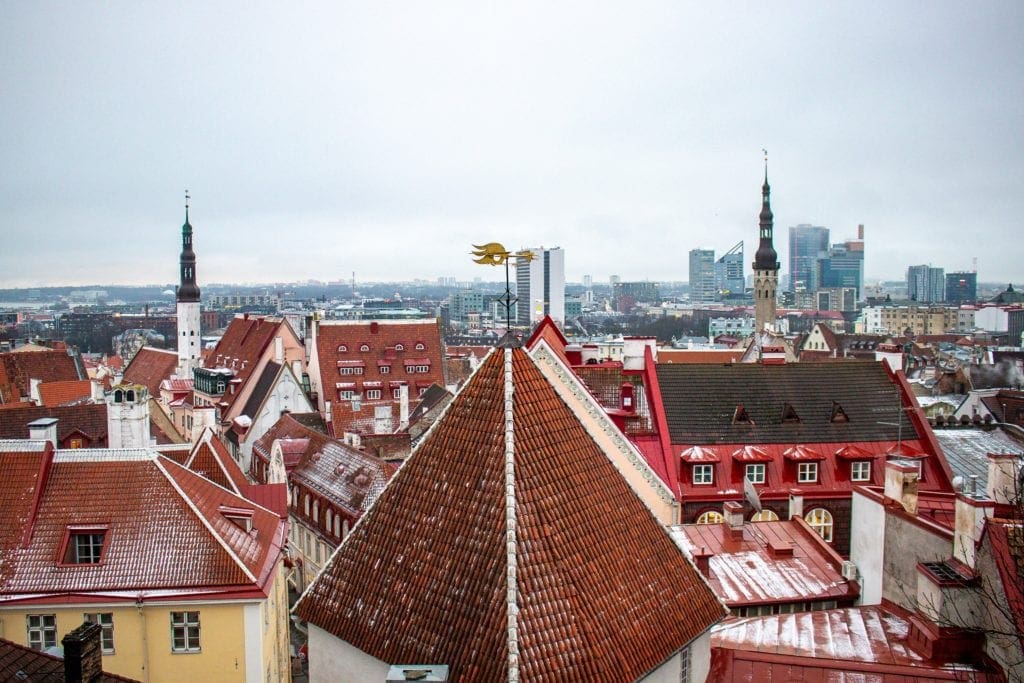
(314, 320), (446, 436)
(0, 349), (81, 404)
(295, 346), (725, 679)
(37, 379), (93, 407)
(0, 636), (138, 682)
(0, 403), (108, 446)
(205, 315), (294, 414)
(123, 347), (178, 398)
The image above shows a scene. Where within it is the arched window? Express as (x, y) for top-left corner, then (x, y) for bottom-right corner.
(360, 344), (370, 352)
(750, 509), (779, 522)
(113, 390), (123, 403)
(125, 390), (135, 402)
(337, 345), (347, 352)
(415, 342), (425, 350)
(333, 514), (341, 537)
(342, 520), (350, 537)
(394, 344), (404, 351)
(696, 510), (724, 525)
(805, 508), (834, 542)
(325, 509), (333, 533)
(303, 494), (310, 516)
(312, 500), (319, 524)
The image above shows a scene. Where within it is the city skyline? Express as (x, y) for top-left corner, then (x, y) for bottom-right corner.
(3, 3), (1022, 288)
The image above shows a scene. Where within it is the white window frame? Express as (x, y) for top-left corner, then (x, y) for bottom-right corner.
(27, 614), (56, 651)
(692, 464), (714, 485)
(366, 389), (382, 400)
(797, 462), (818, 483)
(750, 509), (779, 522)
(380, 365), (391, 374)
(851, 460), (871, 482)
(170, 611), (201, 653)
(84, 612), (115, 653)
(745, 463), (766, 484)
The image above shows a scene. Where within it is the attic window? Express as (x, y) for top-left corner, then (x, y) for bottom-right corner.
(394, 344), (405, 351)
(732, 404), (753, 425)
(360, 344), (370, 352)
(415, 342), (425, 351)
(337, 345), (347, 353)
(219, 505), (254, 532)
(830, 402), (850, 423)
(781, 403), (800, 424)
(61, 526), (108, 565)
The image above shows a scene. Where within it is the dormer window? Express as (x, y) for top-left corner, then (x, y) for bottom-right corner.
(732, 404), (753, 425)
(781, 403), (800, 424)
(360, 344), (370, 352)
(62, 527), (108, 565)
(219, 505), (254, 532)
(830, 401), (849, 423)
(337, 345), (348, 353)
(394, 344), (405, 351)
(415, 342), (425, 351)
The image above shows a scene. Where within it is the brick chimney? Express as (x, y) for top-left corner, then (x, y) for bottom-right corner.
(62, 621), (103, 683)
(722, 500), (745, 539)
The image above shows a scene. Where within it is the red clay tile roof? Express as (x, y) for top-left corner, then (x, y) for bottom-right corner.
(295, 346), (725, 680)
(0, 445), (284, 600)
(657, 349), (745, 364)
(251, 413), (333, 477)
(314, 320), (446, 436)
(123, 347), (178, 398)
(38, 379), (93, 406)
(0, 349), (81, 403)
(186, 429), (249, 494)
(0, 403), (108, 446)
(205, 315), (295, 414)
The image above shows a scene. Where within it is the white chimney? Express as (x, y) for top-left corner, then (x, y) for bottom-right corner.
(399, 384), (410, 431)
(374, 406), (393, 435)
(722, 500), (744, 538)
(274, 336), (284, 364)
(788, 488), (804, 519)
(986, 453), (1021, 505)
(30, 378), (42, 404)
(28, 417), (58, 447)
(90, 379), (105, 402)
(884, 460), (920, 515)
(953, 493), (994, 570)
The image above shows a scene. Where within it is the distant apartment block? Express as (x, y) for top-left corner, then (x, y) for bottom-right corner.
(209, 293), (281, 309)
(860, 305), (959, 336)
(906, 265), (945, 303)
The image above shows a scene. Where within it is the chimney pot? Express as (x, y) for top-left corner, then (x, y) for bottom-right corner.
(62, 621), (104, 683)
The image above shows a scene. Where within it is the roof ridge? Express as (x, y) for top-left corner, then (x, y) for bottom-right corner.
(503, 347), (519, 682)
(153, 457), (258, 584)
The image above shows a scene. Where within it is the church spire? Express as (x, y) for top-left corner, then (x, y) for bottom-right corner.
(177, 190), (200, 303)
(753, 150), (779, 272)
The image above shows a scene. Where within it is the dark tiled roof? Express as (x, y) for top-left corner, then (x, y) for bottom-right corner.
(0, 349), (82, 403)
(655, 361), (918, 445)
(295, 346), (725, 680)
(0, 636), (139, 682)
(239, 361), (281, 419)
(0, 403), (108, 445)
(123, 347), (178, 398)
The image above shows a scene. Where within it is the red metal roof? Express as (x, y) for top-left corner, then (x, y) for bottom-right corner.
(295, 346), (725, 679)
(679, 518), (857, 607)
(710, 605), (1006, 681)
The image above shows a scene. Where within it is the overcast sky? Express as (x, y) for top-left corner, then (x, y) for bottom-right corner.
(2, 2), (1022, 289)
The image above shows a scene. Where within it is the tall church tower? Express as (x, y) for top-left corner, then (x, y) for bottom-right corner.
(752, 155), (779, 333)
(176, 193), (202, 378)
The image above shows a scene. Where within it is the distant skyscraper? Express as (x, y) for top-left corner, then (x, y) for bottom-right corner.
(176, 194), (202, 378)
(788, 224), (829, 295)
(945, 271), (977, 304)
(753, 163), (780, 332)
(907, 265), (945, 303)
(689, 249), (716, 303)
(516, 246), (565, 327)
(819, 235), (865, 300)
(714, 241), (745, 297)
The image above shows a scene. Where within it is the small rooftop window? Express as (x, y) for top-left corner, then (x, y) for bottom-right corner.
(732, 404), (753, 425)
(62, 526), (108, 565)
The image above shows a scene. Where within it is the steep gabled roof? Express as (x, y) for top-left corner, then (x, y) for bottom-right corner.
(295, 346), (724, 680)
(0, 349), (82, 404)
(205, 315), (298, 414)
(250, 413), (332, 474)
(0, 445), (284, 599)
(123, 347), (178, 397)
(186, 429), (249, 494)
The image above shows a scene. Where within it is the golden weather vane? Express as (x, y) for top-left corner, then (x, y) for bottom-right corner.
(470, 243), (536, 330)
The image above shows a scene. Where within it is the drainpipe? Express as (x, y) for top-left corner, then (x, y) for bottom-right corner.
(137, 595), (150, 683)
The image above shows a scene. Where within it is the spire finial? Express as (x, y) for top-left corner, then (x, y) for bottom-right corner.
(185, 190), (190, 222)
(762, 148), (768, 184)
